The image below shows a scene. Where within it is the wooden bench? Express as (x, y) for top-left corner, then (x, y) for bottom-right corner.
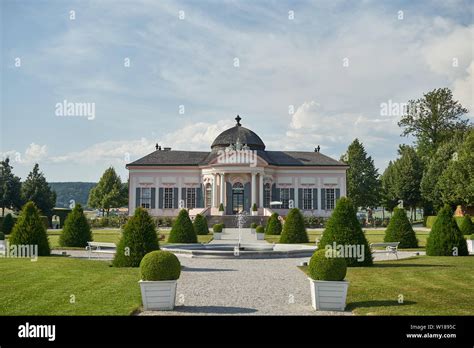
(86, 242), (116, 259)
(370, 242), (399, 259)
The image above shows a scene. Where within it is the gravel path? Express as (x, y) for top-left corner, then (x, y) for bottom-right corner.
(139, 255), (352, 316)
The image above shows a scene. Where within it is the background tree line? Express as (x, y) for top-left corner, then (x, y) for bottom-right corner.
(341, 87), (472, 218)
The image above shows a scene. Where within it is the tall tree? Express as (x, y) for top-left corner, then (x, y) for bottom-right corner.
(398, 87), (469, 161)
(340, 139), (381, 209)
(0, 158), (22, 216)
(436, 129), (474, 207)
(392, 146), (423, 217)
(21, 164), (56, 217)
(88, 167), (127, 216)
(380, 161), (398, 213)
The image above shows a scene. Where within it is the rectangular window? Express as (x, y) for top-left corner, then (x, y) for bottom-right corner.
(280, 188), (290, 209)
(186, 188), (196, 209)
(140, 188), (151, 209)
(264, 185), (271, 208)
(303, 188), (312, 210)
(326, 188), (335, 210)
(164, 188), (174, 209)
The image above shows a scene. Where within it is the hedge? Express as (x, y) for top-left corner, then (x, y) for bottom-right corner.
(383, 208), (418, 248)
(265, 213), (282, 235)
(9, 202), (50, 256)
(193, 214), (209, 235)
(279, 208), (308, 243)
(168, 209), (197, 243)
(140, 250), (181, 281)
(113, 208), (160, 267)
(308, 249), (347, 281)
(426, 206), (468, 256)
(59, 204), (92, 247)
(318, 197), (372, 267)
(425, 215), (474, 229)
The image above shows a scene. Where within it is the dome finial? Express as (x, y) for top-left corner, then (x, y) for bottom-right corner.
(235, 115), (242, 126)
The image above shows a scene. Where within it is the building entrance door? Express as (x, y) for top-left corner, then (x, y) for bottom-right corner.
(232, 182), (244, 214)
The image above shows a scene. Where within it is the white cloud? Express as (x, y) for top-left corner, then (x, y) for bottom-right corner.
(1, 143), (48, 165)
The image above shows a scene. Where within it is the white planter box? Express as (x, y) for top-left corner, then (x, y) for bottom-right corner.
(251, 210), (258, 216)
(250, 228), (256, 234)
(214, 232), (222, 240)
(217, 211), (224, 216)
(309, 279), (349, 311)
(139, 280), (177, 311)
(467, 240), (474, 254)
(256, 233), (265, 240)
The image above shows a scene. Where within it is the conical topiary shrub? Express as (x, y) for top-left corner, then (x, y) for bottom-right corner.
(2, 213), (15, 235)
(426, 206), (468, 256)
(193, 214), (209, 235)
(59, 204), (92, 247)
(279, 208), (309, 243)
(113, 208), (160, 267)
(317, 197), (372, 267)
(265, 212), (282, 235)
(9, 201), (50, 256)
(168, 209), (197, 243)
(457, 215), (474, 235)
(383, 208), (418, 248)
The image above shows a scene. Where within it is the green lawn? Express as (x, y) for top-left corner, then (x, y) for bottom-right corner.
(266, 229), (429, 250)
(46, 228), (213, 249)
(0, 257), (141, 315)
(300, 256), (474, 315)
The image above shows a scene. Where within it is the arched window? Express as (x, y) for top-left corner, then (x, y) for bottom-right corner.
(264, 183), (271, 208)
(205, 183), (212, 207)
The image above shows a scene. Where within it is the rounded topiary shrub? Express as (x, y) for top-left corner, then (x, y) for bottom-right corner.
(279, 208), (309, 243)
(256, 225), (264, 233)
(383, 208), (418, 248)
(250, 222), (257, 229)
(308, 249), (347, 281)
(426, 206), (468, 256)
(265, 213), (282, 235)
(113, 208), (160, 267)
(0, 232), (4, 240)
(2, 213), (15, 235)
(213, 223), (223, 233)
(168, 209), (197, 243)
(193, 214), (209, 235)
(9, 201), (50, 256)
(59, 204), (92, 247)
(457, 215), (474, 235)
(140, 250), (181, 281)
(318, 197), (372, 267)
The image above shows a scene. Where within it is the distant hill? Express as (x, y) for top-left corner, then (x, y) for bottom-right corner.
(49, 182), (96, 209)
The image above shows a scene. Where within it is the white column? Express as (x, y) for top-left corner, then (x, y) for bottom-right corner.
(220, 173), (225, 206)
(259, 174), (264, 208)
(211, 174), (216, 207)
(251, 172), (257, 207)
(295, 179), (299, 209)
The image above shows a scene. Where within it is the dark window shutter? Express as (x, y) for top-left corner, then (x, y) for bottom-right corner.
(312, 188), (318, 210)
(298, 188), (303, 209)
(244, 182), (251, 212)
(272, 184), (279, 201)
(173, 188), (179, 208)
(336, 188), (341, 202)
(181, 188), (186, 207)
(135, 188), (140, 208)
(226, 182), (232, 215)
(151, 188), (156, 209)
(290, 188), (295, 208)
(158, 188), (164, 209)
(321, 188), (326, 210)
(197, 185), (203, 208)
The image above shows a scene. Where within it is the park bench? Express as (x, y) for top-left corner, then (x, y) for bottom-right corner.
(86, 242), (116, 259)
(370, 242), (399, 259)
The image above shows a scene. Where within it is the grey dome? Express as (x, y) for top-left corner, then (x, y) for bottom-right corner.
(211, 116), (266, 151)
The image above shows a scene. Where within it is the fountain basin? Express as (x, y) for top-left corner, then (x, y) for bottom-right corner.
(161, 243), (317, 259)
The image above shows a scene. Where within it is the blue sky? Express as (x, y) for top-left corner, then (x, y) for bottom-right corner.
(1, 0), (473, 182)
